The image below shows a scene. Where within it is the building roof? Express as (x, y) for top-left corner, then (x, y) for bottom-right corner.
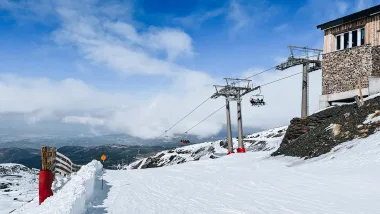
(317, 4), (380, 30)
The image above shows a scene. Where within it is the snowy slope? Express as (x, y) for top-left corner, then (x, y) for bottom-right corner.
(0, 164), (39, 213)
(96, 131), (380, 214)
(0, 165), (72, 214)
(127, 126), (287, 169)
(13, 160), (102, 214)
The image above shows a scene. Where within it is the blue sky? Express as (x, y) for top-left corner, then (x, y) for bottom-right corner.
(0, 0), (379, 139)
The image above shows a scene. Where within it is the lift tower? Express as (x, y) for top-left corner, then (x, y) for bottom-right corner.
(211, 78), (259, 154)
(275, 46), (322, 118)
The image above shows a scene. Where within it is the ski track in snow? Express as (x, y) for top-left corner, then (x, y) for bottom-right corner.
(89, 132), (380, 214)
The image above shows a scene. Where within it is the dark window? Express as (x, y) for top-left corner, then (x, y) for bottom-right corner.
(361, 28), (365, 45)
(337, 35), (341, 50)
(352, 30), (358, 47)
(344, 32), (349, 49)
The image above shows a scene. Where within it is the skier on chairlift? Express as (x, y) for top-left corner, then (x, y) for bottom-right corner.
(250, 98), (255, 105)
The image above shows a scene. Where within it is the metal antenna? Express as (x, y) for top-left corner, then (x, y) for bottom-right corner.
(275, 46), (322, 118)
(211, 78), (260, 154)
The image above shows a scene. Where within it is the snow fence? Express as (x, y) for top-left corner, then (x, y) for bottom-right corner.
(15, 160), (102, 214)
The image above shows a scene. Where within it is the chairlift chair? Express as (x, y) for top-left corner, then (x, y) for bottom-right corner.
(249, 94), (265, 106)
(180, 132), (191, 145)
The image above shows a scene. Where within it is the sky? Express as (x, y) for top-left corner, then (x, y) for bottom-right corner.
(0, 0), (379, 140)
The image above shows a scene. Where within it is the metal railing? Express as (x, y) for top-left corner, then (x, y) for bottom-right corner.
(55, 151), (82, 176)
(41, 146), (82, 176)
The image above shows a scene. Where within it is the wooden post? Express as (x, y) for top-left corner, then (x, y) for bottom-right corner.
(39, 146), (56, 205)
(358, 78), (364, 105)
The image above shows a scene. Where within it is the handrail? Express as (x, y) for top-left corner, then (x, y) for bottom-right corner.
(40, 146), (82, 177)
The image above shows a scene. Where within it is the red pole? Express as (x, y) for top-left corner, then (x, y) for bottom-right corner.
(39, 170), (54, 204)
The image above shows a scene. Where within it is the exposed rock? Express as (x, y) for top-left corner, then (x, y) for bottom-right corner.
(272, 96), (380, 158)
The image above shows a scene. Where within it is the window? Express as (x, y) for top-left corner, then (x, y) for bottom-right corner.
(337, 35), (341, 50)
(344, 32), (349, 49)
(352, 30), (357, 47)
(335, 27), (365, 51)
(361, 28), (365, 45)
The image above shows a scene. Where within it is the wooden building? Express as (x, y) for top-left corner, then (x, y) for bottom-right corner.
(317, 5), (380, 108)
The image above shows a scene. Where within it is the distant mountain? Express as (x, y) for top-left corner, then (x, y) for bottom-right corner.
(0, 132), (229, 150)
(0, 144), (179, 169)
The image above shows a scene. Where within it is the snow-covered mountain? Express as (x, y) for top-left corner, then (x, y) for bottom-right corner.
(127, 126), (287, 170)
(0, 164), (39, 213)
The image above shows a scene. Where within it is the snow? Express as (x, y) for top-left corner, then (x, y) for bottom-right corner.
(363, 110), (380, 124)
(6, 127), (380, 213)
(93, 132), (380, 214)
(13, 160), (102, 214)
(0, 164), (39, 213)
(325, 124), (341, 136)
(127, 126), (287, 170)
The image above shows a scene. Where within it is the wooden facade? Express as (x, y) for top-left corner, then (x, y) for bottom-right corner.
(323, 13), (380, 53)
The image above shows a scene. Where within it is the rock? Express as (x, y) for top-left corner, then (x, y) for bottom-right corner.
(272, 96), (380, 158)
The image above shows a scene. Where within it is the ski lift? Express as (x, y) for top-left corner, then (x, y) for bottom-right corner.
(249, 94), (265, 106)
(180, 132), (191, 145)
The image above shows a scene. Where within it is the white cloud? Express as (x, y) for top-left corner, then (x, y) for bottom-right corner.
(51, 2), (194, 76)
(0, 0), (324, 142)
(227, 0), (250, 34)
(0, 67), (322, 140)
(174, 8), (226, 29)
(274, 23), (289, 32)
(62, 116), (105, 126)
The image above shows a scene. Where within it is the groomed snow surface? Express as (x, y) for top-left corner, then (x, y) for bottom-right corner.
(14, 130), (380, 214)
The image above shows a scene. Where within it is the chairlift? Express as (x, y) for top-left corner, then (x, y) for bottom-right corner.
(249, 94), (265, 106)
(180, 132), (191, 145)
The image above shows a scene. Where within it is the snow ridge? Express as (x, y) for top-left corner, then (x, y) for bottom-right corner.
(127, 126), (287, 170)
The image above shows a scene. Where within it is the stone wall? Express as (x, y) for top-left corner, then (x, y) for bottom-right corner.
(322, 45), (380, 95)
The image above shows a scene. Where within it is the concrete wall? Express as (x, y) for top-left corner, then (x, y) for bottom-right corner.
(369, 77), (380, 95)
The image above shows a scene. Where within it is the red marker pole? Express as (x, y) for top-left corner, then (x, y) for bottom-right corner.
(39, 170), (54, 204)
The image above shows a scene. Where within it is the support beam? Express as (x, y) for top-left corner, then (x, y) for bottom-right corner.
(225, 97), (234, 154)
(301, 63), (309, 118)
(276, 46), (322, 118)
(236, 94), (245, 153)
(211, 79), (259, 155)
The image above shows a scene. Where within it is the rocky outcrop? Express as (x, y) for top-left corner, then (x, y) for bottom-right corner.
(272, 96), (380, 158)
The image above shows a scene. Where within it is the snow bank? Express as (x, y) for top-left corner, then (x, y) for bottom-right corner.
(14, 160), (102, 214)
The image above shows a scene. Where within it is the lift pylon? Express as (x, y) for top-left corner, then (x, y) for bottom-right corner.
(211, 78), (260, 154)
(275, 46), (322, 118)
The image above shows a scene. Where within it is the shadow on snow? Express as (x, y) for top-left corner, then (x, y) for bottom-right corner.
(86, 171), (111, 214)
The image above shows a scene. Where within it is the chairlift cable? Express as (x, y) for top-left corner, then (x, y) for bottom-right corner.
(141, 55), (317, 146)
(145, 96), (211, 145)
(179, 71), (306, 134)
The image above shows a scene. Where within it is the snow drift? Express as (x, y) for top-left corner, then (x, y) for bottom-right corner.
(13, 160), (102, 214)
